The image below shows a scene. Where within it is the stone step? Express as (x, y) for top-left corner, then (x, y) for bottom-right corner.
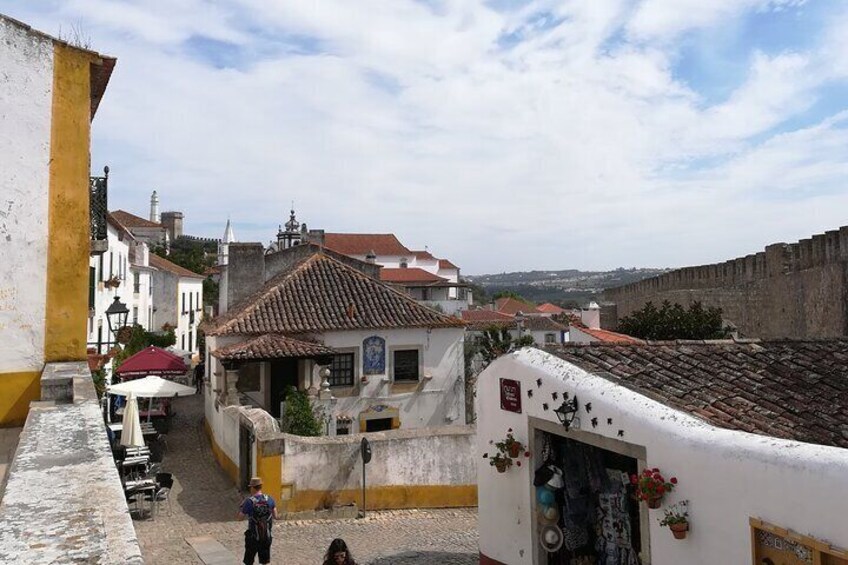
(186, 535), (238, 565)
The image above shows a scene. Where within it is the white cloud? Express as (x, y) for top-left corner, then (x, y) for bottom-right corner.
(1, 0), (846, 273)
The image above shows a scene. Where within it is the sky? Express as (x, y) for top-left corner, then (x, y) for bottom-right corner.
(4, 0), (848, 274)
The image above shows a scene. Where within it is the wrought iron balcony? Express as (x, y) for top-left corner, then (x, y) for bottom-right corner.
(90, 166), (109, 255)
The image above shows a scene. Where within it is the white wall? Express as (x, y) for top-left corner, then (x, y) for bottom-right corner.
(151, 271), (203, 354)
(476, 348), (848, 565)
(319, 327), (466, 431)
(88, 223), (133, 354)
(176, 278), (203, 354)
(0, 20), (54, 373)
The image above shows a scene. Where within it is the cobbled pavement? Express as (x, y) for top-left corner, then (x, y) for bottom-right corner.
(134, 395), (478, 564)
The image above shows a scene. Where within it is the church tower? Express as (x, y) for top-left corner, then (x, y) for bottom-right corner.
(218, 219), (236, 266)
(276, 208), (302, 250)
(150, 190), (160, 223)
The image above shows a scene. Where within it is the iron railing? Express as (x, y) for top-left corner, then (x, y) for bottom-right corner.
(90, 166), (109, 247)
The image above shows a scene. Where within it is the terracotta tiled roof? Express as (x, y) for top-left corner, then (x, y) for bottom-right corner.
(412, 250), (436, 260)
(461, 309), (516, 331)
(380, 268), (447, 284)
(149, 253), (205, 279)
(571, 326), (641, 344)
(212, 334), (337, 361)
(438, 259), (459, 270)
(106, 212), (136, 241)
(547, 340), (848, 449)
(538, 303), (566, 315)
(208, 254), (465, 336)
(323, 233), (411, 256)
(496, 297), (540, 315)
(111, 210), (162, 229)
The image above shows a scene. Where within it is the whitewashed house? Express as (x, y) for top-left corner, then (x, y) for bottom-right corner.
(87, 214), (153, 355)
(207, 243), (466, 434)
(476, 342), (848, 565)
(149, 253), (204, 355)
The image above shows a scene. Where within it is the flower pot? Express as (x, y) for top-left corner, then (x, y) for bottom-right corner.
(495, 461), (508, 473)
(508, 443), (523, 458)
(647, 496), (662, 509)
(670, 523), (689, 539)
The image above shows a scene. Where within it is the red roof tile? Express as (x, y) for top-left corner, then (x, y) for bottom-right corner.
(323, 233), (411, 256)
(438, 259), (459, 270)
(208, 254), (465, 336)
(496, 297), (540, 315)
(571, 326), (641, 343)
(111, 210), (162, 229)
(412, 250), (436, 260)
(380, 268), (447, 284)
(537, 303), (566, 315)
(461, 310), (515, 322)
(149, 253), (205, 279)
(212, 334), (337, 361)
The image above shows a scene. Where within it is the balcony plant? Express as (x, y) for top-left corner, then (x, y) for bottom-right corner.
(104, 275), (121, 289)
(630, 467), (677, 508)
(659, 500), (689, 539)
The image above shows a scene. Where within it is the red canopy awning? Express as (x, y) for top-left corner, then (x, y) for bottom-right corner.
(115, 346), (188, 380)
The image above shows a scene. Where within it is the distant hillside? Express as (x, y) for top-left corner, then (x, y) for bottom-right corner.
(466, 268), (668, 307)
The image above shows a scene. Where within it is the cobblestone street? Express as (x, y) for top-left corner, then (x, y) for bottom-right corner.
(134, 396), (478, 564)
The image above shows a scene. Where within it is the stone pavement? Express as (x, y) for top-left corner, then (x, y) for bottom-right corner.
(0, 427), (21, 503)
(134, 395), (479, 564)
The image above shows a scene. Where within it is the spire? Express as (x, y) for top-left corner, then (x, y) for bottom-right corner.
(223, 218), (236, 243)
(150, 190), (160, 223)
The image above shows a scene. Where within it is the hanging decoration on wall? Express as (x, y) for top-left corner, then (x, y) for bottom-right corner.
(618, 429), (625, 437)
(607, 418), (613, 425)
(362, 336), (386, 375)
(540, 524), (564, 553)
(584, 402), (592, 413)
(631, 468), (678, 508)
(551, 392), (558, 401)
(483, 428), (531, 473)
(591, 417), (598, 428)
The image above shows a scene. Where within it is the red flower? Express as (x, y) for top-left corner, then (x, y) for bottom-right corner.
(524, 451), (531, 457)
(630, 475), (637, 485)
(670, 477), (678, 484)
(516, 461), (522, 467)
(657, 485), (665, 494)
(652, 468), (659, 473)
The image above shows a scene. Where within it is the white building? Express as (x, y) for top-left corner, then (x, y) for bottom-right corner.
(87, 214), (154, 356)
(149, 253), (204, 355)
(476, 343), (848, 565)
(569, 301), (639, 344)
(207, 244), (466, 434)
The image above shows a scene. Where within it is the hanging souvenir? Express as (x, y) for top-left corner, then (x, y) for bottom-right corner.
(539, 524), (564, 553)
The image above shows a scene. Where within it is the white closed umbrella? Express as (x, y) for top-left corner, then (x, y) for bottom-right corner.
(120, 392), (145, 448)
(107, 375), (196, 398)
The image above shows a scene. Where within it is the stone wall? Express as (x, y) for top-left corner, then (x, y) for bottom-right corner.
(604, 226), (848, 338)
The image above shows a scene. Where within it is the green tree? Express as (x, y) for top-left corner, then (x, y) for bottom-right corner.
(111, 324), (177, 372)
(616, 300), (731, 340)
(492, 290), (529, 302)
(280, 387), (324, 436)
(462, 279), (488, 305)
(478, 326), (536, 365)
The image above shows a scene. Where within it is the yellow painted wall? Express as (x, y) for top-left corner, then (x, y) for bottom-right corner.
(256, 447), (282, 505)
(282, 484), (477, 513)
(0, 372), (41, 427)
(204, 420), (240, 484)
(44, 43), (93, 363)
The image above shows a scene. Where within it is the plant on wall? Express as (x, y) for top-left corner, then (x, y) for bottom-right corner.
(630, 467), (677, 508)
(482, 428), (531, 473)
(659, 500), (689, 539)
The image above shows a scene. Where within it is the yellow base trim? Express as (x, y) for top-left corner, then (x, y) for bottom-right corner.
(257, 447), (282, 505)
(0, 371), (41, 427)
(283, 484), (477, 513)
(204, 420), (239, 485)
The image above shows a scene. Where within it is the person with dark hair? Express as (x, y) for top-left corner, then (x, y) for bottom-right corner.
(323, 538), (356, 565)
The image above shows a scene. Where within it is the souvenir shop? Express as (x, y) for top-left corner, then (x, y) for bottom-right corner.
(533, 427), (645, 565)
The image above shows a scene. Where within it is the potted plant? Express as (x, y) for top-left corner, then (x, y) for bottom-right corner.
(630, 468), (677, 508)
(659, 500), (689, 539)
(483, 428), (531, 472)
(104, 275), (122, 289)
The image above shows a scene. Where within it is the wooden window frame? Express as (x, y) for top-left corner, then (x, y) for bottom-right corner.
(329, 352), (356, 388)
(750, 517), (848, 564)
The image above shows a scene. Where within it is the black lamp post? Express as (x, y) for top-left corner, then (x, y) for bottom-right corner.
(105, 295), (129, 341)
(554, 395), (579, 431)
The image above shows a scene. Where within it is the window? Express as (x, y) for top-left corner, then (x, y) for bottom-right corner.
(196, 292), (200, 311)
(132, 307), (138, 325)
(181, 334), (185, 350)
(98, 254), (104, 282)
(109, 252), (113, 278)
(133, 272), (140, 293)
(189, 331), (193, 352)
(329, 353), (355, 387)
(89, 267), (96, 310)
(545, 333), (556, 344)
(181, 292), (186, 313)
(189, 292), (193, 313)
(393, 349), (419, 381)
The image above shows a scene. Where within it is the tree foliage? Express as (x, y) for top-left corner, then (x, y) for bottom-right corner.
(478, 326), (536, 365)
(491, 290), (530, 302)
(280, 386), (324, 436)
(111, 324), (177, 371)
(616, 301), (731, 341)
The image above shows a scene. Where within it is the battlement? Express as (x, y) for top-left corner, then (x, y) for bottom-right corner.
(607, 225), (848, 300)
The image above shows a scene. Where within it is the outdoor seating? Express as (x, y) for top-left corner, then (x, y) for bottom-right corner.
(143, 485), (172, 518)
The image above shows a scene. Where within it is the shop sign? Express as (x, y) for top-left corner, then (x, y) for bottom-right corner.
(500, 378), (522, 413)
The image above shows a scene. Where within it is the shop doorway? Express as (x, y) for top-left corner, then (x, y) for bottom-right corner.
(530, 419), (649, 565)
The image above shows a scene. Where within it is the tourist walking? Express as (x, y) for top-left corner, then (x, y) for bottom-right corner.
(237, 477), (280, 565)
(323, 538), (357, 565)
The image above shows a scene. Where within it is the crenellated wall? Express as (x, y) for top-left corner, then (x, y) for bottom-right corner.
(604, 226), (848, 338)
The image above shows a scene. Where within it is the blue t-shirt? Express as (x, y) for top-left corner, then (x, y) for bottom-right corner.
(241, 493), (276, 537)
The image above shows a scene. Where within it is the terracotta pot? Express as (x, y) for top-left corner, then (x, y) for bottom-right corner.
(647, 496), (662, 509)
(495, 461), (508, 473)
(508, 442), (523, 458)
(670, 523), (689, 539)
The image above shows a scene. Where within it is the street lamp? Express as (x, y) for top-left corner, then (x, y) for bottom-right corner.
(105, 296), (129, 340)
(554, 395), (579, 431)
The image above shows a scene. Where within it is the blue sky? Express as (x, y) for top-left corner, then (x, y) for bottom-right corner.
(3, 0), (848, 273)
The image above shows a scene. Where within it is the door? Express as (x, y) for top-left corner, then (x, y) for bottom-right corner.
(269, 358), (300, 418)
(239, 423), (252, 491)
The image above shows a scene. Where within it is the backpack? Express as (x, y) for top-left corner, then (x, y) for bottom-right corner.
(249, 494), (273, 542)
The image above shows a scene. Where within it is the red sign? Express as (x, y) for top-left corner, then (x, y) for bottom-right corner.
(500, 378), (522, 413)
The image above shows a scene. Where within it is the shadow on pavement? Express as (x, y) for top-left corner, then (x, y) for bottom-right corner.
(366, 551), (478, 564)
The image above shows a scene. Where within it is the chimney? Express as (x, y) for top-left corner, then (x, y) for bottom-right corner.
(150, 191), (160, 223)
(581, 301), (601, 330)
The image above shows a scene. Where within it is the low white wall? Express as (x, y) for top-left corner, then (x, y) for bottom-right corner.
(477, 348), (848, 565)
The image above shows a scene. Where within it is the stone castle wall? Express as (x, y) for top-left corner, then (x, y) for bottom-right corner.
(604, 226), (848, 338)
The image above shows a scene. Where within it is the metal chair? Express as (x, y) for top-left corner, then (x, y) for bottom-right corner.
(144, 486), (172, 518)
